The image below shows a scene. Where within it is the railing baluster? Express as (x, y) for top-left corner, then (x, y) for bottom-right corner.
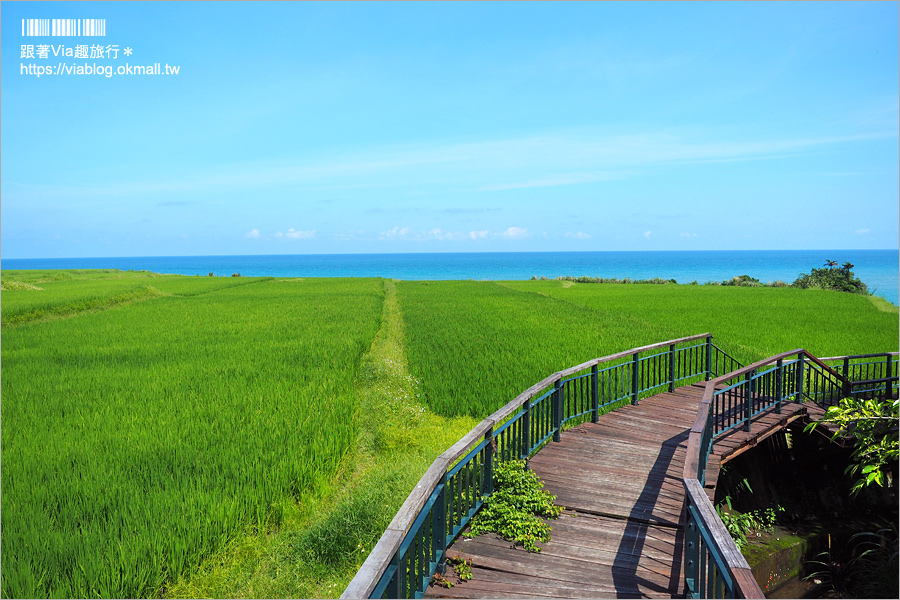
(632, 352), (640, 405)
(775, 359), (783, 414)
(483, 430), (494, 498)
(705, 336), (713, 379)
(886, 355), (893, 398)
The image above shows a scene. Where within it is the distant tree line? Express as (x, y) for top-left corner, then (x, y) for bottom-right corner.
(544, 260), (869, 295)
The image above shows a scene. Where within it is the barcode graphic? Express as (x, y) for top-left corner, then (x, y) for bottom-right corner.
(21, 19), (106, 37)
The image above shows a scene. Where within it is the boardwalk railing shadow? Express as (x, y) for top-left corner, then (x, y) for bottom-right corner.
(612, 430), (688, 597)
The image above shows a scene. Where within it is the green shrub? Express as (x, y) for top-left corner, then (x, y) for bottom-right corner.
(465, 460), (561, 552)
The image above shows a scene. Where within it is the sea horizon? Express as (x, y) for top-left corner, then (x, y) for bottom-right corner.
(4, 249), (897, 305)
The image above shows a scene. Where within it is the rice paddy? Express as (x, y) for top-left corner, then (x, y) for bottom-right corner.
(1, 270), (896, 598)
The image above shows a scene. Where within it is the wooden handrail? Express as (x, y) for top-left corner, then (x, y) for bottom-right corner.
(819, 351), (899, 361)
(342, 333), (713, 599)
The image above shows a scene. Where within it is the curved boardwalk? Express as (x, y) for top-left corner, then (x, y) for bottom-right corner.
(426, 383), (807, 599)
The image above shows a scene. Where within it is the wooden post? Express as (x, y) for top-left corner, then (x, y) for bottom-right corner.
(775, 358), (784, 414)
(669, 344), (676, 392)
(552, 378), (562, 442)
(744, 369), (754, 432)
(843, 356), (850, 380)
(632, 352), (640, 405)
(705, 336), (713, 380)
(591, 364), (599, 423)
(796, 352), (805, 403)
(520, 398), (531, 460)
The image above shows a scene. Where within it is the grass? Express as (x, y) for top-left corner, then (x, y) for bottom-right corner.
(397, 280), (674, 417)
(1, 276), (384, 598)
(1, 270), (269, 327)
(501, 280), (899, 362)
(1, 271), (896, 598)
(162, 280), (476, 598)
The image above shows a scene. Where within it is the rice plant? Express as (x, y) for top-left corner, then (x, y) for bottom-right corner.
(1, 277), (384, 598)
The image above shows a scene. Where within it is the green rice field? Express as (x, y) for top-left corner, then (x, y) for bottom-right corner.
(1, 270), (897, 598)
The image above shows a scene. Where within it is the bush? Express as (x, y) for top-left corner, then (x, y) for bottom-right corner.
(465, 460), (561, 552)
(721, 275), (763, 287)
(792, 261), (869, 295)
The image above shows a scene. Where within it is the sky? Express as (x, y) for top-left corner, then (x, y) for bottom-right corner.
(2, 1), (898, 258)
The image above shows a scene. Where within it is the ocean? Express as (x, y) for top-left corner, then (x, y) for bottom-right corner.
(3, 249), (898, 305)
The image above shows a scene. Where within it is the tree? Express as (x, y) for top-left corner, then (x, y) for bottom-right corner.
(806, 397), (899, 495)
(792, 261), (869, 295)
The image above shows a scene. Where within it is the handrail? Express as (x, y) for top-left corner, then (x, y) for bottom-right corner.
(343, 333), (725, 599)
(683, 347), (899, 599)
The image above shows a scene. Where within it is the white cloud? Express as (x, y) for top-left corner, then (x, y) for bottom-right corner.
(246, 228), (260, 238)
(680, 232), (698, 238)
(469, 230), (490, 240)
(281, 228), (315, 239)
(426, 228), (464, 241)
(565, 231), (591, 239)
(855, 228), (870, 235)
(644, 231), (653, 239)
(380, 226), (413, 239)
(501, 226), (529, 239)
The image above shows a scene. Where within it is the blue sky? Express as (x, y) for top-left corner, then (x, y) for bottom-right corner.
(2, 1), (898, 258)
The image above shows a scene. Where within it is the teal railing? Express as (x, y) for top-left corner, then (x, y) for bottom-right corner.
(682, 350), (899, 599)
(342, 333), (735, 599)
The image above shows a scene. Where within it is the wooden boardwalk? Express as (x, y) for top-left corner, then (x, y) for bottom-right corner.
(425, 383), (812, 599)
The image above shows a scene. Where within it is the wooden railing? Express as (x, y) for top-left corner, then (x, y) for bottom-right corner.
(820, 352), (899, 401)
(682, 349), (900, 599)
(342, 333), (736, 599)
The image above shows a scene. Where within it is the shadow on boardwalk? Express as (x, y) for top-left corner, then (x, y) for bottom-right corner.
(612, 431), (687, 597)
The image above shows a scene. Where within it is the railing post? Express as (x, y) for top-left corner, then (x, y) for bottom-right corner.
(483, 429), (494, 497)
(520, 398), (531, 460)
(796, 352), (805, 403)
(705, 336), (713, 380)
(684, 505), (700, 598)
(744, 369), (754, 432)
(433, 474), (448, 575)
(552, 378), (562, 442)
(591, 364), (599, 423)
(632, 352), (640, 405)
(775, 358), (784, 414)
(669, 344), (676, 392)
(842, 356), (850, 380)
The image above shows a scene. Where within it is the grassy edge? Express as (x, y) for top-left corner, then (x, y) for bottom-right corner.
(1, 285), (167, 328)
(164, 280), (476, 598)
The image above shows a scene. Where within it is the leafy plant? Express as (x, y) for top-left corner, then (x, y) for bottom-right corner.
(716, 495), (784, 548)
(806, 525), (899, 598)
(448, 555), (473, 581)
(805, 396), (899, 495)
(464, 460), (561, 552)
